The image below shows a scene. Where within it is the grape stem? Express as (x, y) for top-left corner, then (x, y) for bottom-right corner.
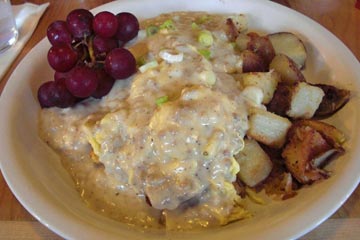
(72, 40), (90, 63)
(73, 40), (83, 49)
(87, 36), (97, 67)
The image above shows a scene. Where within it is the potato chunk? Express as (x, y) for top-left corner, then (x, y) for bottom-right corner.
(247, 109), (292, 148)
(241, 50), (266, 73)
(314, 84), (351, 119)
(235, 139), (273, 187)
(268, 32), (307, 69)
(269, 54), (305, 84)
(236, 32), (275, 71)
(286, 82), (324, 119)
(235, 33), (251, 51)
(282, 125), (330, 184)
(247, 35), (276, 67)
(240, 70), (280, 104)
(282, 120), (345, 184)
(267, 82), (293, 116)
(296, 119), (346, 148)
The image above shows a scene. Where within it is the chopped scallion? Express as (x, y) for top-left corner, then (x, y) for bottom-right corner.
(198, 49), (211, 60)
(146, 25), (159, 36)
(156, 96), (169, 106)
(198, 30), (214, 47)
(191, 22), (199, 30)
(136, 56), (146, 66)
(159, 19), (175, 30)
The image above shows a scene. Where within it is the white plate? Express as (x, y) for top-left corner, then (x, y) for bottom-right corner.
(1, 0), (360, 239)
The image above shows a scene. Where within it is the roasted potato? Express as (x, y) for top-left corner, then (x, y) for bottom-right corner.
(225, 14), (248, 41)
(240, 71), (280, 104)
(282, 120), (345, 184)
(235, 138), (273, 187)
(286, 82), (324, 119)
(283, 125), (330, 184)
(235, 29), (350, 197)
(314, 84), (351, 119)
(247, 108), (292, 148)
(241, 50), (266, 73)
(267, 82), (324, 119)
(269, 54), (305, 84)
(235, 32), (275, 70)
(247, 35), (276, 67)
(268, 32), (307, 69)
(267, 82), (293, 116)
(235, 33), (251, 51)
(241, 86), (265, 108)
(295, 119), (346, 148)
(229, 14), (248, 32)
(225, 18), (239, 42)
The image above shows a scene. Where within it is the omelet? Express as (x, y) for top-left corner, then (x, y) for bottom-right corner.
(40, 11), (253, 229)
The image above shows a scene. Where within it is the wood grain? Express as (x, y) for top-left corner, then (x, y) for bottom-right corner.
(0, 0), (359, 239)
(0, 174), (35, 221)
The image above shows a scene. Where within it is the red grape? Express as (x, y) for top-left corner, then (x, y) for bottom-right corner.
(54, 78), (66, 85)
(66, 9), (94, 39)
(47, 21), (73, 46)
(105, 48), (136, 79)
(116, 12), (139, 42)
(48, 45), (78, 72)
(38, 11), (141, 108)
(92, 68), (115, 98)
(38, 81), (76, 108)
(66, 66), (99, 98)
(93, 11), (118, 38)
(54, 70), (72, 82)
(93, 35), (118, 59)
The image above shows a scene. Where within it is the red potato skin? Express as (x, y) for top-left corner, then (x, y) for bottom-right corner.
(268, 32), (307, 70)
(247, 34), (276, 68)
(241, 50), (266, 72)
(287, 55), (305, 82)
(269, 54), (305, 84)
(226, 18), (239, 42)
(313, 84), (351, 119)
(267, 82), (293, 116)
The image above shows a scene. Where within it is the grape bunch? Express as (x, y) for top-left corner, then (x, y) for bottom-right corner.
(38, 9), (139, 108)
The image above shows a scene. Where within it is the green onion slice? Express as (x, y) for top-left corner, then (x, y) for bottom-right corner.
(198, 30), (214, 47)
(146, 25), (159, 36)
(198, 49), (211, 60)
(156, 96), (169, 106)
(159, 19), (175, 30)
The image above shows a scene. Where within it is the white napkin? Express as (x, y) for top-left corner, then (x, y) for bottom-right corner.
(0, 2), (49, 82)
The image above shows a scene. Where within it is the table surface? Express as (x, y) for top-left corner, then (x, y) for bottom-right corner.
(0, 0), (359, 239)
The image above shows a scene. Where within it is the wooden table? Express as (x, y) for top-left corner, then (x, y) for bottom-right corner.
(0, 0), (359, 239)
